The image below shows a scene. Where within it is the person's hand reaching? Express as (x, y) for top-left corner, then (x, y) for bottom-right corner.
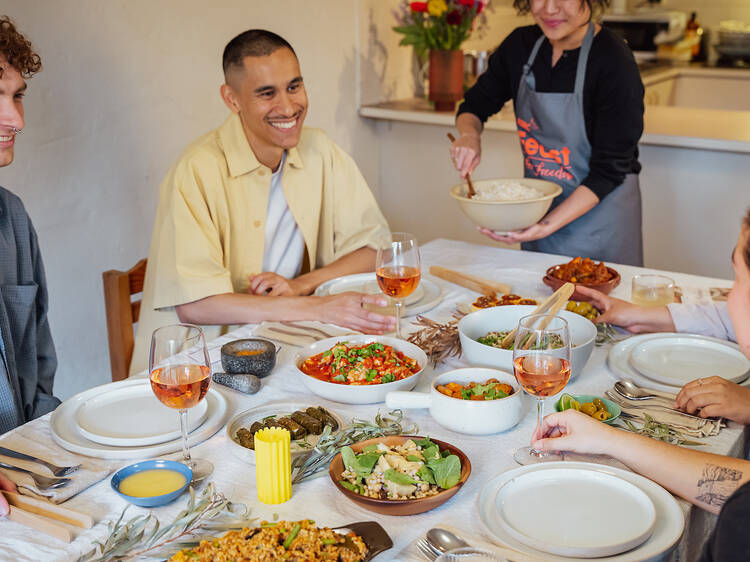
(531, 409), (617, 456)
(676, 376), (750, 424)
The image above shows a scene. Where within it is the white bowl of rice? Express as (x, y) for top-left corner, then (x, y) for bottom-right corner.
(450, 178), (562, 232)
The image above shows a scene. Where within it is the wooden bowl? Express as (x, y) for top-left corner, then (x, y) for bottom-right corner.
(543, 265), (621, 302)
(328, 435), (471, 516)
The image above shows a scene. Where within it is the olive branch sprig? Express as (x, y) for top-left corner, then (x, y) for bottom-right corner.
(291, 409), (417, 484)
(77, 483), (255, 561)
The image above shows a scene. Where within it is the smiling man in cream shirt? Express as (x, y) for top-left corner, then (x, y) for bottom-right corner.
(132, 30), (394, 374)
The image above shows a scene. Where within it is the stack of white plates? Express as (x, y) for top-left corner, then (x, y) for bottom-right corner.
(314, 273), (442, 317)
(50, 378), (228, 459)
(478, 462), (684, 560)
(608, 333), (750, 392)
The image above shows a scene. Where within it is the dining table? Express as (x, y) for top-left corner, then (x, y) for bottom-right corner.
(1, 238), (747, 562)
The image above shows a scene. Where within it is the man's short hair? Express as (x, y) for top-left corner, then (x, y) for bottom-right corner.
(0, 16), (41, 78)
(222, 29), (295, 76)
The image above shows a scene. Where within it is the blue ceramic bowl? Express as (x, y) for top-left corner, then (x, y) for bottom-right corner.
(555, 394), (621, 425)
(111, 460), (192, 507)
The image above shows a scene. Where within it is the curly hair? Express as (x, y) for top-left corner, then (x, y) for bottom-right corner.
(0, 16), (41, 78)
(512, 0), (611, 20)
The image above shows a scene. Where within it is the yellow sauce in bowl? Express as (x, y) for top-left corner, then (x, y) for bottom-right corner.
(118, 469), (187, 497)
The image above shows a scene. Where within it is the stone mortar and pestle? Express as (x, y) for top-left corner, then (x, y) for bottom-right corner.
(214, 338), (279, 394)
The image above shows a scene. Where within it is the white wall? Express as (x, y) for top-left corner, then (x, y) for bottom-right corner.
(1, 0), (398, 399)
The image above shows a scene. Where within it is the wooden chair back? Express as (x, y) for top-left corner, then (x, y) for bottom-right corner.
(102, 258), (147, 382)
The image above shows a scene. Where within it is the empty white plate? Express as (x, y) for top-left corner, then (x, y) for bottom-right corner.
(478, 462), (684, 562)
(314, 273), (443, 317)
(50, 378), (228, 459)
(495, 467), (655, 558)
(75, 383), (209, 447)
(630, 336), (750, 387)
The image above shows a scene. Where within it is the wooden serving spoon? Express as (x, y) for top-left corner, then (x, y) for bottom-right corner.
(447, 132), (476, 198)
(500, 282), (575, 349)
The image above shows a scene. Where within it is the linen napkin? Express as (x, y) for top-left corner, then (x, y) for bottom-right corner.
(606, 391), (723, 438)
(0, 423), (113, 504)
(253, 321), (360, 347)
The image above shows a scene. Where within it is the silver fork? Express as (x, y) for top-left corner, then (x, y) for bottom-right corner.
(0, 446), (81, 477)
(0, 461), (71, 490)
(416, 538), (440, 560)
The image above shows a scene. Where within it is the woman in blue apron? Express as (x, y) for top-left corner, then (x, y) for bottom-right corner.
(451, 0), (644, 266)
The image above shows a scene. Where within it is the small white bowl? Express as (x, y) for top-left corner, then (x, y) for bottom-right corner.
(386, 368), (522, 435)
(450, 178), (562, 232)
(293, 335), (428, 404)
(458, 305), (597, 378)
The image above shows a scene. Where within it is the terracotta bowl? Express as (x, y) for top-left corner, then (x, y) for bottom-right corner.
(543, 265), (621, 302)
(328, 435), (471, 516)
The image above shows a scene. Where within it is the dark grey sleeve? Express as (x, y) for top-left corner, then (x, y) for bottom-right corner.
(29, 220), (59, 418)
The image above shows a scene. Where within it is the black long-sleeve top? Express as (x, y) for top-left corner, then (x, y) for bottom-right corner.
(458, 25), (644, 200)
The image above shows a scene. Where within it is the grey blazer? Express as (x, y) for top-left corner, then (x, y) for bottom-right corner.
(0, 186), (59, 434)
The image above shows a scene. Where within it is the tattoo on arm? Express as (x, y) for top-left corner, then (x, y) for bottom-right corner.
(695, 464), (743, 508)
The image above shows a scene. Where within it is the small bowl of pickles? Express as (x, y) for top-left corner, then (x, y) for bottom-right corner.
(565, 300), (600, 321)
(556, 394), (621, 425)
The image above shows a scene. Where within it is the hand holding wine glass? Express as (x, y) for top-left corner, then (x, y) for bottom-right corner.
(376, 233), (421, 339)
(149, 324), (213, 482)
(512, 313), (571, 464)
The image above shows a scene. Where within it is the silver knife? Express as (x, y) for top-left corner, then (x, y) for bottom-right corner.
(0, 445), (81, 477)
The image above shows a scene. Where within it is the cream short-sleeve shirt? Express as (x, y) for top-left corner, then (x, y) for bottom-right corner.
(131, 113), (390, 375)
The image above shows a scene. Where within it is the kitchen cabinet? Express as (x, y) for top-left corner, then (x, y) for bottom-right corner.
(644, 77), (675, 106)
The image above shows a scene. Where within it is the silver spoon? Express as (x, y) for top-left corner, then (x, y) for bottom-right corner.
(615, 379), (676, 402)
(427, 528), (470, 554)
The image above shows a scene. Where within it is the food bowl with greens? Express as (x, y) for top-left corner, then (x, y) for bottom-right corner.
(385, 368), (522, 435)
(458, 305), (597, 378)
(328, 435), (471, 516)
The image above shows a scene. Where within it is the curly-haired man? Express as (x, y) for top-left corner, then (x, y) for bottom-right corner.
(0, 17), (59, 456)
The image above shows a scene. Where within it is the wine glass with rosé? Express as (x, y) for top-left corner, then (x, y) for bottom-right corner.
(376, 232), (421, 339)
(512, 314), (571, 465)
(149, 324), (213, 482)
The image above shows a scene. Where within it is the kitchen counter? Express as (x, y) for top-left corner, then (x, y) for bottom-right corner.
(358, 66), (750, 278)
(360, 90), (750, 154)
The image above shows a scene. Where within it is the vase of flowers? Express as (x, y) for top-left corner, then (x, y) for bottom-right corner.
(393, 0), (489, 111)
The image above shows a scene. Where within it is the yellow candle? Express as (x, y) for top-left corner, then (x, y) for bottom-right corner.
(254, 427), (292, 504)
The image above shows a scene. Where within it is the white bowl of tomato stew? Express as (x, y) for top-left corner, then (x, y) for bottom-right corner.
(294, 336), (428, 404)
(385, 368), (522, 435)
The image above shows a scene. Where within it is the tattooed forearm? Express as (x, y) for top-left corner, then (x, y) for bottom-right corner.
(695, 464), (743, 507)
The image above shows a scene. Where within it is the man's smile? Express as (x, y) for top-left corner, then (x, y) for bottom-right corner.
(267, 112), (302, 131)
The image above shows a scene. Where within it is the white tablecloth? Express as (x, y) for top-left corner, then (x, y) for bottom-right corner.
(1, 239), (746, 561)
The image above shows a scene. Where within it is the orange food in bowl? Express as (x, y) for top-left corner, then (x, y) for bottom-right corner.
(234, 349), (263, 356)
(436, 378), (514, 401)
(549, 257), (613, 284)
(300, 341), (420, 385)
(472, 294), (538, 310)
